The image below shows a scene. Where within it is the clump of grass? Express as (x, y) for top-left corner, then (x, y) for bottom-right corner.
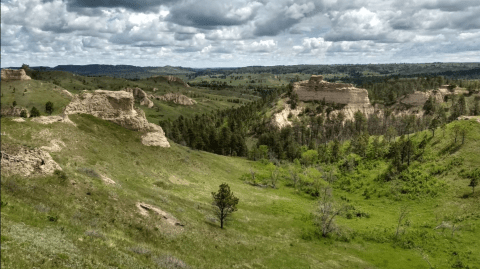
(54, 169), (68, 183)
(77, 167), (100, 178)
(129, 246), (151, 256)
(154, 255), (190, 269)
(35, 203), (50, 212)
(84, 230), (105, 240)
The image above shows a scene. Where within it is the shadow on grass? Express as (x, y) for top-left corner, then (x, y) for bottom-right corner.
(439, 142), (463, 155)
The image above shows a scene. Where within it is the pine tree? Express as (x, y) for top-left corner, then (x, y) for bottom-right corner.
(211, 183), (239, 229)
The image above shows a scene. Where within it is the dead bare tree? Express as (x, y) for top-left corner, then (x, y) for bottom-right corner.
(395, 205), (410, 238)
(314, 186), (345, 237)
(270, 167), (279, 188)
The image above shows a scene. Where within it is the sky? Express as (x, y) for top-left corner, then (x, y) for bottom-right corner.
(1, 0), (480, 68)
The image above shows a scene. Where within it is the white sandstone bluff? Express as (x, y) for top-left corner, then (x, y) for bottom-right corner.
(272, 75), (375, 128)
(1, 69), (31, 81)
(64, 90), (170, 147)
(156, 92), (196, 106)
(123, 87), (154, 108)
(295, 75), (375, 121)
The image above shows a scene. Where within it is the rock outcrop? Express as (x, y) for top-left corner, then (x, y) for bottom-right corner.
(1, 69), (31, 81)
(64, 90), (170, 147)
(272, 101), (303, 129)
(31, 115), (76, 125)
(1, 106), (29, 118)
(399, 85), (467, 107)
(294, 75), (370, 105)
(293, 75), (375, 121)
(1, 146), (62, 177)
(124, 87), (154, 108)
(159, 75), (190, 88)
(157, 93), (196, 106)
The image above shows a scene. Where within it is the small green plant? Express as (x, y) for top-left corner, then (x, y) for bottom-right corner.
(20, 110), (27, 118)
(54, 169), (68, 183)
(47, 215), (59, 222)
(12, 101), (17, 107)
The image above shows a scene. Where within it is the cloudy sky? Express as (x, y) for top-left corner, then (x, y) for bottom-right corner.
(1, 0), (479, 68)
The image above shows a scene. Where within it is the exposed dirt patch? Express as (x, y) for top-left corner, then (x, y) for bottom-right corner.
(1, 144), (62, 177)
(100, 174), (116, 185)
(31, 115), (76, 126)
(136, 202), (183, 226)
(11, 117), (26, 122)
(457, 116), (480, 123)
(141, 132), (170, 147)
(40, 139), (66, 152)
(272, 101), (303, 129)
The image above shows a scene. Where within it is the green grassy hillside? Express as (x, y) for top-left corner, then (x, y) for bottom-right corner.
(1, 110), (480, 268)
(2, 72), (258, 122)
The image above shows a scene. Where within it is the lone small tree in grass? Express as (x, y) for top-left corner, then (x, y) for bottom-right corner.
(30, 106), (40, 117)
(467, 168), (479, 194)
(45, 101), (54, 115)
(212, 183), (239, 229)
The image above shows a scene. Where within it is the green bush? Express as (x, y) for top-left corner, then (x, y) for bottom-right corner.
(30, 106), (40, 117)
(45, 101), (54, 115)
(54, 169), (68, 183)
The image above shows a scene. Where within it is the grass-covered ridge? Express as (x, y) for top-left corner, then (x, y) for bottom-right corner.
(1, 111), (479, 268)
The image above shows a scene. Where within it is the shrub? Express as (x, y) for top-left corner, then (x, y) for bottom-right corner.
(47, 215), (59, 222)
(12, 101), (17, 107)
(30, 106), (40, 117)
(154, 255), (190, 269)
(20, 110), (27, 118)
(45, 101), (54, 115)
(54, 169), (68, 183)
(77, 167), (100, 178)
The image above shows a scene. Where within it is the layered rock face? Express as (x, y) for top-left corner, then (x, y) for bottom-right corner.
(123, 87), (154, 108)
(157, 93), (196, 106)
(399, 85), (465, 107)
(1, 69), (31, 81)
(294, 75), (374, 121)
(294, 75), (370, 105)
(64, 90), (169, 147)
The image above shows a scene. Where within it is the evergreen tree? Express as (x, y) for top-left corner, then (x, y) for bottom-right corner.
(45, 101), (54, 115)
(212, 183), (239, 229)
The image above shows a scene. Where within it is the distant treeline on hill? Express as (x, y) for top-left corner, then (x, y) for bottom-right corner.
(4, 63), (480, 80)
(3, 64), (194, 79)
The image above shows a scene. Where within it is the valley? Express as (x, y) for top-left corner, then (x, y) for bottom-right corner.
(1, 66), (480, 268)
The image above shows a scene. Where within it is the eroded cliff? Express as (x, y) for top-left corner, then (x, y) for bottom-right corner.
(64, 90), (169, 147)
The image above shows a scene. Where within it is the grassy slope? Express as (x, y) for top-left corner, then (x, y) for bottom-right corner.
(1, 83), (479, 268)
(1, 114), (366, 268)
(1, 80), (72, 116)
(22, 72), (257, 122)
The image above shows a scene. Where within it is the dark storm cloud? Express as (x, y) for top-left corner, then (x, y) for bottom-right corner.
(66, 0), (175, 12)
(174, 33), (195, 41)
(167, 0), (261, 29)
(253, 1), (319, 37)
(421, 0), (479, 12)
